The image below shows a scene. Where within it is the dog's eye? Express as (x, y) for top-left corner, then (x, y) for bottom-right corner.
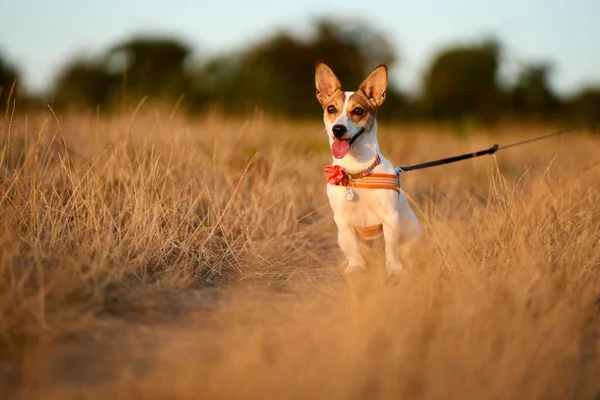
(327, 105), (337, 114)
(352, 107), (364, 116)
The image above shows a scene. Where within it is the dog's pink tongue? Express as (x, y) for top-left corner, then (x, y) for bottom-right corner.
(331, 139), (350, 159)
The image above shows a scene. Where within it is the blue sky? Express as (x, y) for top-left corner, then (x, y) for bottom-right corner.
(1, 0), (598, 96)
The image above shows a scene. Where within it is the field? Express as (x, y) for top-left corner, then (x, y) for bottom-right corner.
(1, 107), (600, 399)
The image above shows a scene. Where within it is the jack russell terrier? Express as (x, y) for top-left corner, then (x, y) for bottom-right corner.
(315, 62), (421, 274)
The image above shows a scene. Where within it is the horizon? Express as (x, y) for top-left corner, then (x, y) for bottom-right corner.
(2, 0), (599, 97)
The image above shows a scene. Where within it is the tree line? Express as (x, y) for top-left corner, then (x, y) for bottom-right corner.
(1, 19), (598, 123)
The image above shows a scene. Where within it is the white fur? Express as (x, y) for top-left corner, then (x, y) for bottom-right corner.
(324, 92), (421, 275)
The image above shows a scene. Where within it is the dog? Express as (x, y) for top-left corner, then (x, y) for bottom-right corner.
(315, 62), (421, 274)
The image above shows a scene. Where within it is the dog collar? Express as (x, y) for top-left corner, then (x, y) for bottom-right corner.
(348, 154), (380, 179)
(324, 155), (380, 186)
(324, 155), (401, 194)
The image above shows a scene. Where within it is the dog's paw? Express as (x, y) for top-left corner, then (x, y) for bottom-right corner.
(385, 261), (405, 276)
(344, 263), (366, 274)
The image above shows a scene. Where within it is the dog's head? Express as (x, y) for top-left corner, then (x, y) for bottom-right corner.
(315, 62), (388, 159)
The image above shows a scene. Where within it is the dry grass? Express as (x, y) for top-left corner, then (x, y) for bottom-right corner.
(1, 106), (600, 399)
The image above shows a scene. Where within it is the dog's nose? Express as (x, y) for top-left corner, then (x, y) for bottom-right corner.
(332, 125), (347, 138)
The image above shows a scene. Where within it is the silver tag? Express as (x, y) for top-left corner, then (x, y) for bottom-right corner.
(344, 188), (355, 201)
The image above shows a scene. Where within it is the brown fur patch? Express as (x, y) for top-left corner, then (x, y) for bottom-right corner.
(347, 91), (376, 132)
(321, 90), (347, 124)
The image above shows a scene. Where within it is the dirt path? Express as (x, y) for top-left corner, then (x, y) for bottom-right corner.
(2, 263), (348, 399)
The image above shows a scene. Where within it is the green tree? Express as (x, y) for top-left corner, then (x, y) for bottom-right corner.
(424, 40), (501, 121)
(0, 53), (19, 106)
(189, 19), (403, 118)
(508, 63), (560, 117)
(52, 36), (193, 109)
(567, 88), (600, 123)
(52, 58), (118, 109)
(108, 36), (192, 102)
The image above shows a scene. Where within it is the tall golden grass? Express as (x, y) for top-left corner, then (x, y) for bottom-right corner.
(1, 106), (599, 399)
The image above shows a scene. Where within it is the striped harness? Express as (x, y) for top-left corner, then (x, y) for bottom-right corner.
(324, 155), (401, 239)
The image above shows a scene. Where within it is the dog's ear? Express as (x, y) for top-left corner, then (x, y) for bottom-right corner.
(359, 64), (388, 108)
(315, 61), (341, 104)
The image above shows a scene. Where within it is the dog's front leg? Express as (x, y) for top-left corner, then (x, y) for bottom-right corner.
(382, 212), (404, 275)
(334, 217), (366, 274)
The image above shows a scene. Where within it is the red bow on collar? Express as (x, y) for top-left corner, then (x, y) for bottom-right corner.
(324, 155), (381, 186)
(324, 165), (349, 186)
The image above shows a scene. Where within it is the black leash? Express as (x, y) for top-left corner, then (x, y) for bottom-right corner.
(395, 124), (597, 174)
